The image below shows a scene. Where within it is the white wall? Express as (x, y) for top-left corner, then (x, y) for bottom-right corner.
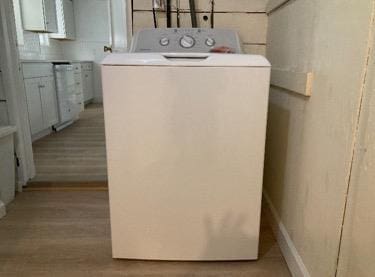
(13, 0), (64, 60)
(61, 0), (111, 103)
(18, 32), (65, 60)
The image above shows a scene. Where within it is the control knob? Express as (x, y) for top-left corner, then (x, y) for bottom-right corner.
(160, 37), (170, 46)
(205, 38), (216, 47)
(180, 35), (195, 48)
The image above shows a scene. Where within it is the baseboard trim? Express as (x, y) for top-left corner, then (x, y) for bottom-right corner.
(31, 127), (53, 142)
(263, 191), (311, 277)
(0, 201), (6, 219)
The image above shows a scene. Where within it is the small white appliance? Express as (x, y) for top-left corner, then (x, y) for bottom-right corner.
(53, 64), (80, 130)
(102, 28), (271, 261)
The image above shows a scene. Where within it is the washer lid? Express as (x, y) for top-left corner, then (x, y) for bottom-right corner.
(101, 53), (271, 67)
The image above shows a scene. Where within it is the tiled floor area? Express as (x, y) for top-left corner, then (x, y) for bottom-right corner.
(31, 104), (107, 182)
(0, 190), (291, 277)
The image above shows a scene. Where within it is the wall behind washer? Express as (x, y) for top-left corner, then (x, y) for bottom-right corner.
(336, 7), (375, 276)
(264, 0), (375, 276)
(128, 0), (268, 55)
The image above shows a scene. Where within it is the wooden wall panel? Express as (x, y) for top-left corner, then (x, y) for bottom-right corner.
(214, 13), (267, 44)
(133, 0), (267, 12)
(242, 44), (266, 55)
(132, 11), (267, 44)
(264, 0), (375, 276)
(336, 4), (375, 276)
(130, 0), (268, 51)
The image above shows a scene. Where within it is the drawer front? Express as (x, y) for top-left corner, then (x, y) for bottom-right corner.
(81, 62), (93, 71)
(22, 63), (54, 79)
(74, 72), (82, 82)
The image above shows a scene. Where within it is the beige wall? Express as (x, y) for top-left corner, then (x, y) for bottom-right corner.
(264, 0), (375, 276)
(337, 9), (375, 277)
(127, 0), (268, 55)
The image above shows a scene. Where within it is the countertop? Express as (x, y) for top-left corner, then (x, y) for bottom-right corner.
(21, 60), (94, 64)
(0, 126), (17, 138)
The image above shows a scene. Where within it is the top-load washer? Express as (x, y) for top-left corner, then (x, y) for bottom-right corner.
(101, 28), (271, 261)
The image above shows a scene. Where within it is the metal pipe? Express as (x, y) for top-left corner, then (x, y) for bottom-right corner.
(152, 8), (158, 28)
(210, 0), (214, 28)
(189, 0), (197, 27)
(166, 0), (172, 27)
(176, 0), (180, 27)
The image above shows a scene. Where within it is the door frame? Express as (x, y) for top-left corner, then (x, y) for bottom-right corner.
(0, 0), (35, 189)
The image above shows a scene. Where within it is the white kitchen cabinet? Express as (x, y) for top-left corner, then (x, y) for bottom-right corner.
(0, 126), (17, 208)
(81, 62), (94, 103)
(50, 0), (76, 40)
(20, 0), (58, 33)
(24, 78), (45, 135)
(40, 76), (59, 127)
(23, 63), (59, 136)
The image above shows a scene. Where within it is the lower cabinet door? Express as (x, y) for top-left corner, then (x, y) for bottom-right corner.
(82, 70), (94, 102)
(40, 77), (59, 128)
(24, 78), (44, 135)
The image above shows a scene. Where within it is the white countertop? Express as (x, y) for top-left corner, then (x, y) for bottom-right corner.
(21, 60), (94, 64)
(0, 126), (16, 138)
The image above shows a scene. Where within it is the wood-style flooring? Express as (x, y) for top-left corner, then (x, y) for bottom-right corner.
(0, 190), (291, 277)
(31, 104), (107, 182)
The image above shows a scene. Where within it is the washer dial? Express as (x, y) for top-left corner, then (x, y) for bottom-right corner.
(159, 37), (170, 46)
(180, 35), (195, 48)
(205, 38), (216, 47)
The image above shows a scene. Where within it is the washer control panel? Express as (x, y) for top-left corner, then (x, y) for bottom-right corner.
(130, 28), (242, 53)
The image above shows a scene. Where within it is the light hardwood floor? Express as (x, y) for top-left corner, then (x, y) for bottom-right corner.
(31, 104), (107, 182)
(0, 190), (291, 276)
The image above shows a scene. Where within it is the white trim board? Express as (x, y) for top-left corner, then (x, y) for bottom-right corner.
(0, 0), (36, 187)
(0, 201), (5, 219)
(271, 69), (314, 97)
(263, 191), (311, 277)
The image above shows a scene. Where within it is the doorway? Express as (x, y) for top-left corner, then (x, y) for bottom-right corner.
(9, 0), (128, 186)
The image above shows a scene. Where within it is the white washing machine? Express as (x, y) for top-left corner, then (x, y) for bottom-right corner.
(102, 28), (271, 261)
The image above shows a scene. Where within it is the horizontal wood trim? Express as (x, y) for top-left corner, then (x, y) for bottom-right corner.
(266, 0), (291, 14)
(132, 11), (268, 44)
(271, 69), (313, 97)
(133, 0), (268, 12)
